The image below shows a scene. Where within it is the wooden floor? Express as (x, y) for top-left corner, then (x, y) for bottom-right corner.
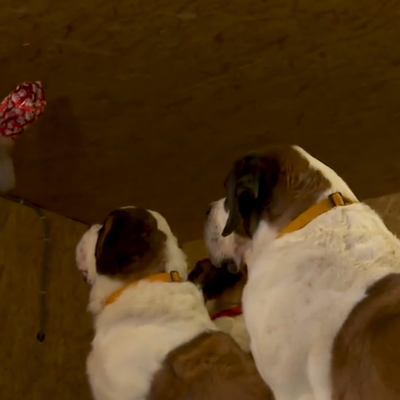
(1, 0), (400, 240)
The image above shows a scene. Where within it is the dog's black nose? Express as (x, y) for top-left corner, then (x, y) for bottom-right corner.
(205, 204), (212, 217)
(221, 259), (240, 274)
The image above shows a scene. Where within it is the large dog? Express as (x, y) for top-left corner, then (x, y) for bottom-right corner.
(76, 206), (274, 400)
(204, 145), (400, 400)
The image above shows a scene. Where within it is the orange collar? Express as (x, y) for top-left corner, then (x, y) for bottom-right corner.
(277, 192), (356, 238)
(104, 271), (181, 306)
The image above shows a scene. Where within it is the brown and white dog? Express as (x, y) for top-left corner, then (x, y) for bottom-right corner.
(76, 207), (274, 400)
(204, 145), (400, 400)
(188, 258), (250, 353)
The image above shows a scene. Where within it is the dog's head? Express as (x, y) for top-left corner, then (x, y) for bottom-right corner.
(188, 258), (247, 303)
(76, 207), (187, 286)
(204, 145), (358, 271)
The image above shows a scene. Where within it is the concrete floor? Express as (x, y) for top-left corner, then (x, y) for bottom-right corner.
(2, 0), (400, 242)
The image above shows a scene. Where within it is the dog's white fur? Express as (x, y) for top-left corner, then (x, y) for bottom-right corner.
(76, 208), (217, 400)
(205, 146), (400, 400)
(211, 312), (250, 353)
(203, 290), (250, 352)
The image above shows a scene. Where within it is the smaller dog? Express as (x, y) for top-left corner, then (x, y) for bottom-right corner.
(188, 259), (250, 353)
(76, 206), (274, 400)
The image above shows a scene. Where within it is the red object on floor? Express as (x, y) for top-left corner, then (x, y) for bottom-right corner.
(0, 81), (46, 139)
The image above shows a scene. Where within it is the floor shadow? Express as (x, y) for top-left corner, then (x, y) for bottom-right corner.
(12, 95), (85, 213)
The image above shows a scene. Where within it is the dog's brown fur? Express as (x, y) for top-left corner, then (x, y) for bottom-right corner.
(95, 208), (167, 280)
(222, 145), (331, 238)
(147, 331), (274, 400)
(332, 273), (400, 400)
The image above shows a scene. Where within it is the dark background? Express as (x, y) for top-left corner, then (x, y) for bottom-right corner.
(2, 0), (400, 241)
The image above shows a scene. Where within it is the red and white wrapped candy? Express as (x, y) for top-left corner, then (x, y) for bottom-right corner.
(0, 81), (46, 139)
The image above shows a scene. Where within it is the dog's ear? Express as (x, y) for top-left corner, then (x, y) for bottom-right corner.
(95, 208), (167, 276)
(222, 156), (263, 237)
(188, 259), (217, 287)
(222, 153), (281, 237)
(222, 172), (259, 237)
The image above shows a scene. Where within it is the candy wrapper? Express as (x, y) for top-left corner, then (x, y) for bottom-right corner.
(0, 81), (46, 139)
(0, 81), (46, 192)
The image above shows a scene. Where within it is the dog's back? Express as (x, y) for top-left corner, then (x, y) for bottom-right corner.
(332, 273), (400, 400)
(148, 331), (274, 400)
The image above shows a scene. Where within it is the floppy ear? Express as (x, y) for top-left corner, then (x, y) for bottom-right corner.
(222, 159), (261, 237)
(222, 153), (282, 237)
(95, 208), (166, 276)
